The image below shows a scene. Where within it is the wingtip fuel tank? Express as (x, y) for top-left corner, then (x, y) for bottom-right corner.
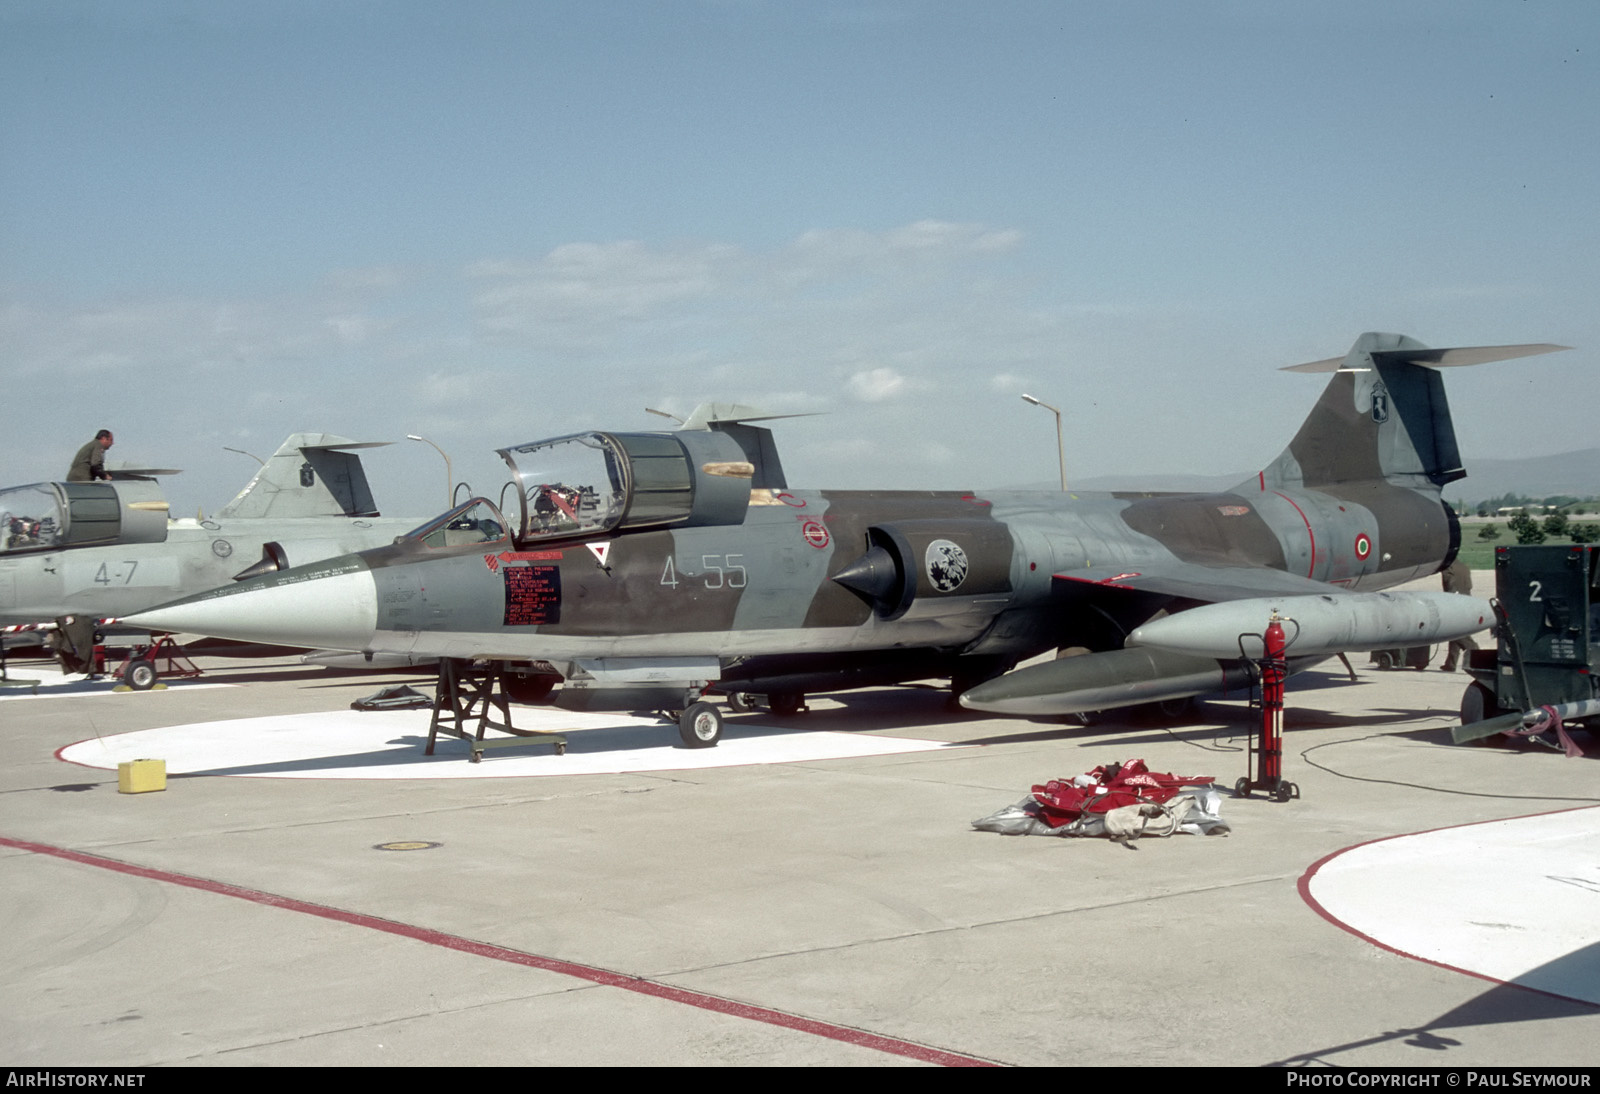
(1126, 591), (1494, 660)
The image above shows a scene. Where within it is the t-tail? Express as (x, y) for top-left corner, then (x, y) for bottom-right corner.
(217, 433), (392, 519)
(1252, 332), (1567, 495)
(961, 333), (1565, 719)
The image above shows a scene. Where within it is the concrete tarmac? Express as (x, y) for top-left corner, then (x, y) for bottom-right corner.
(2, 644), (1598, 1067)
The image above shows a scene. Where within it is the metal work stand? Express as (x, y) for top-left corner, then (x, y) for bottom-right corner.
(427, 658), (566, 763)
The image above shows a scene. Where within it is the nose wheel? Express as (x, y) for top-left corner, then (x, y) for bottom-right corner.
(123, 658), (157, 691)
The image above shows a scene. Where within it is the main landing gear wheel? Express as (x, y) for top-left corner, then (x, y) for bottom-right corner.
(504, 672), (558, 705)
(769, 692), (805, 717)
(679, 702), (723, 748)
(1138, 695), (1195, 725)
(123, 659), (157, 691)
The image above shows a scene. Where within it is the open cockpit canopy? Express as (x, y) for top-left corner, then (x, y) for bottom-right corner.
(495, 430), (755, 545)
(0, 480), (168, 554)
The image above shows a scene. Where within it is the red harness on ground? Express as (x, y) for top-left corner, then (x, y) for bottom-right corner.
(1031, 759), (1215, 828)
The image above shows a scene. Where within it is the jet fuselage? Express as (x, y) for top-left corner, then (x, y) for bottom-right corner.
(137, 478), (1451, 667)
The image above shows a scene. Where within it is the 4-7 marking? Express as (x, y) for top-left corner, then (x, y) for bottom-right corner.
(93, 561), (139, 585)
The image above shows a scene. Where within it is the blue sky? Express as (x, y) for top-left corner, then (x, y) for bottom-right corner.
(3, 0), (1596, 519)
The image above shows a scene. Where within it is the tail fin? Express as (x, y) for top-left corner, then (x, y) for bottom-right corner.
(216, 433), (391, 519)
(1252, 333), (1566, 492)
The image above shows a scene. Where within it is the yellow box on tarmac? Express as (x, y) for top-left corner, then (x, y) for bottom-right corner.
(118, 759), (166, 794)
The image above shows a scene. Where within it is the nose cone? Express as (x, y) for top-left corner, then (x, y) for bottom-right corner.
(127, 556), (378, 652)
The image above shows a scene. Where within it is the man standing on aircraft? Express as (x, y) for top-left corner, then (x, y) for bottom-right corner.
(67, 430), (114, 482)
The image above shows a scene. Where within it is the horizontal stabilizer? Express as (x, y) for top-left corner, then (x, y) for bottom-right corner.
(1282, 341), (1569, 373)
(679, 403), (819, 429)
(299, 441), (391, 452)
(103, 464), (184, 479)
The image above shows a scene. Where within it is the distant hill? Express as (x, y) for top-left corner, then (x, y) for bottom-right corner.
(1066, 471), (1245, 494)
(1449, 449), (1600, 506)
(1045, 448), (1600, 504)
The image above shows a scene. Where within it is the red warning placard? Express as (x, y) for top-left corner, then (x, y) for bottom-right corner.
(504, 565), (561, 625)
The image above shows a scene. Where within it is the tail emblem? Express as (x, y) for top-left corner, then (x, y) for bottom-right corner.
(1369, 383), (1390, 423)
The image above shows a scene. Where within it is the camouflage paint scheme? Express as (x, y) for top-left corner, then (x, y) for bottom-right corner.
(127, 334), (1564, 740)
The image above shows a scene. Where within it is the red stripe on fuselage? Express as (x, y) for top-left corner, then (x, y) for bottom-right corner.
(1271, 490), (1317, 578)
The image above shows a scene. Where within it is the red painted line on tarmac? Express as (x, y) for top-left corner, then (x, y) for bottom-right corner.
(1, 834), (998, 1066)
(1296, 806), (1600, 1007)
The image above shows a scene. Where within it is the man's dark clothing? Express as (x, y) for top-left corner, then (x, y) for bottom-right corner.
(67, 441), (106, 482)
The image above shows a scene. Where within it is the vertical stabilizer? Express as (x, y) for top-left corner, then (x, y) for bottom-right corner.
(1249, 333), (1566, 493)
(217, 434), (391, 519)
(679, 403), (804, 490)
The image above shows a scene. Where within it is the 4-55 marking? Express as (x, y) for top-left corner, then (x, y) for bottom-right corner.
(661, 554), (746, 590)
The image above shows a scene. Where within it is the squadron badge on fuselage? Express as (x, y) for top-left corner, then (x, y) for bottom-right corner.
(925, 539), (969, 593)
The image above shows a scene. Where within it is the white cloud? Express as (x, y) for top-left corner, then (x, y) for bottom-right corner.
(470, 240), (741, 336)
(846, 366), (907, 402)
(323, 314), (382, 345)
(780, 220), (1022, 284)
(413, 368), (511, 406)
(2, 218), (1148, 511)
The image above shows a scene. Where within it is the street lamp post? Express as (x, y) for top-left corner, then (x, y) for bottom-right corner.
(406, 434), (454, 509)
(1020, 394), (1066, 491)
(222, 446), (265, 466)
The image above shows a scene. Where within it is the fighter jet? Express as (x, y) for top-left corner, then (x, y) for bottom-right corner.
(1, 433), (425, 682)
(127, 334), (1561, 743)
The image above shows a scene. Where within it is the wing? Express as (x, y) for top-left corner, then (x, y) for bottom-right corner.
(1053, 563), (1351, 604)
(962, 561), (1486, 715)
